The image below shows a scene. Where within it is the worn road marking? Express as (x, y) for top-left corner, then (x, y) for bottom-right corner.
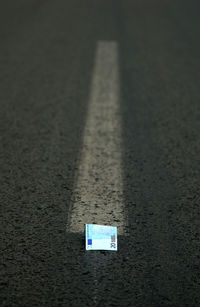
(68, 41), (125, 235)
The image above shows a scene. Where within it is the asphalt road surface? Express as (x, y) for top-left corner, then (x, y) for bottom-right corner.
(1, 0), (200, 306)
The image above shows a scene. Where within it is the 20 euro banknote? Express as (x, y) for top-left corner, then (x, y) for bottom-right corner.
(85, 224), (117, 251)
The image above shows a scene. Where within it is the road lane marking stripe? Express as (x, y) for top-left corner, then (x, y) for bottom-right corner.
(67, 41), (125, 235)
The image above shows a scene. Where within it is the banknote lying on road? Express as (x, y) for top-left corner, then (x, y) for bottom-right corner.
(85, 224), (117, 251)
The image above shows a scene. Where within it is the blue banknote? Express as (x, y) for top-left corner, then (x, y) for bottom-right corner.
(85, 224), (117, 251)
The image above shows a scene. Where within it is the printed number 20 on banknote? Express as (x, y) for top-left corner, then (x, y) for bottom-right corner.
(85, 224), (117, 251)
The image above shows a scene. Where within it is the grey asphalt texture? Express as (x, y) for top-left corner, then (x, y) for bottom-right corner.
(0, 0), (200, 306)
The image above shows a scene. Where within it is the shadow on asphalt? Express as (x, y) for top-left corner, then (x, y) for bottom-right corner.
(117, 0), (200, 305)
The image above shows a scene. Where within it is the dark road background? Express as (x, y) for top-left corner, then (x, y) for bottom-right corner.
(0, 0), (200, 306)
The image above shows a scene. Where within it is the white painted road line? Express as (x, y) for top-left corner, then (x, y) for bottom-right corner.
(68, 41), (125, 235)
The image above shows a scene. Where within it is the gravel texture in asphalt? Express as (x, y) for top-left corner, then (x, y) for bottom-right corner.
(0, 0), (200, 306)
